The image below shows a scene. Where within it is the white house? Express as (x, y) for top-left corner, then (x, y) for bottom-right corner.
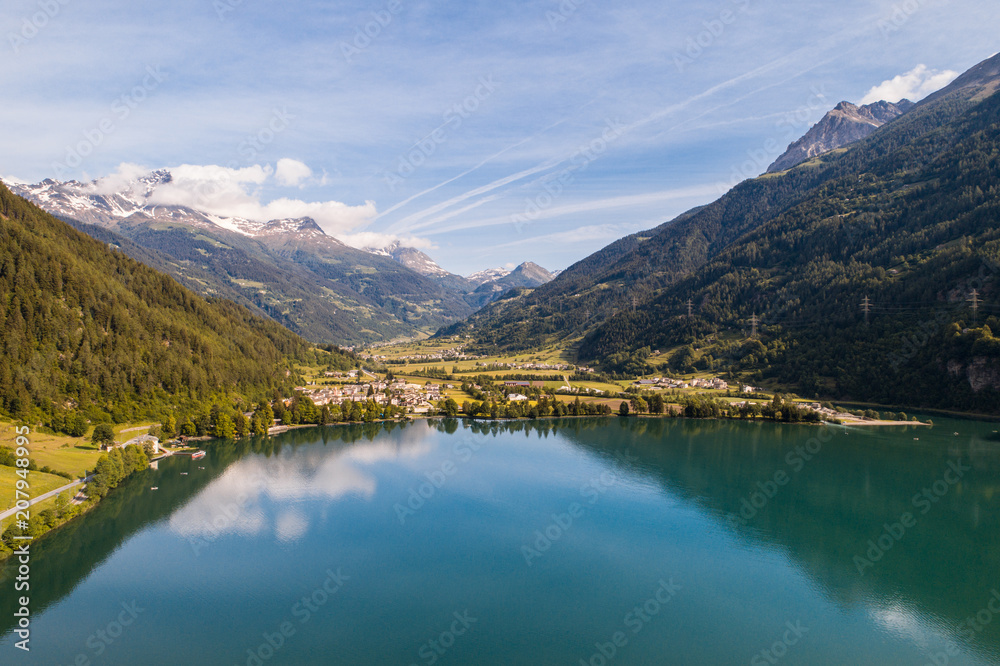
(124, 433), (159, 454)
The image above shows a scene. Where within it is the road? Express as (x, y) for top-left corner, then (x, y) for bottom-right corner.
(0, 475), (91, 521)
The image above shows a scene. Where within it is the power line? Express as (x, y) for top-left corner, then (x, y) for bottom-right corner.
(969, 289), (980, 325)
(860, 296), (871, 325)
(750, 313), (758, 339)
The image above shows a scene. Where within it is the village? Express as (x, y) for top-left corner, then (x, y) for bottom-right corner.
(297, 373), (451, 414)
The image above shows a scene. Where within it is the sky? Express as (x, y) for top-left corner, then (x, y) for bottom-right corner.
(1, 0), (998, 275)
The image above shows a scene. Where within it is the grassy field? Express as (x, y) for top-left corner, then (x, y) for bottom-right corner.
(0, 422), (101, 478)
(0, 467), (71, 513)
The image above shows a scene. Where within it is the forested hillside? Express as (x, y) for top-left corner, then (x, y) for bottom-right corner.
(0, 182), (353, 427)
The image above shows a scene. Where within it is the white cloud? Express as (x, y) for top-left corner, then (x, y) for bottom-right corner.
(137, 162), (378, 237)
(274, 158), (313, 187)
(84, 163), (156, 196)
(860, 65), (959, 105)
(338, 231), (435, 251)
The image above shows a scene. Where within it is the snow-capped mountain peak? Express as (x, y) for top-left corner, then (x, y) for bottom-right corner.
(3, 172), (329, 242)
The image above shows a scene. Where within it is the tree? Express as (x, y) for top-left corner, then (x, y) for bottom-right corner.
(213, 412), (236, 439)
(234, 411), (250, 437)
(91, 423), (115, 449)
(442, 398), (459, 417)
(67, 412), (88, 437)
(161, 414), (177, 438)
(619, 401), (630, 417)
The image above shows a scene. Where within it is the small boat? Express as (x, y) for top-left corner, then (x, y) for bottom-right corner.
(191, 450), (206, 460)
(198, 466), (205, 470)
(180, 472), (188, 475)
(150, 487), (158, 490)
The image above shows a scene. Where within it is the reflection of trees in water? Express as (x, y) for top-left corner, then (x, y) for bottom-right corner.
(559, 418), (1000, 660)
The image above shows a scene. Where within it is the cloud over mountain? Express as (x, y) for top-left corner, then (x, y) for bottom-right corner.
(860, 65), (959, 105)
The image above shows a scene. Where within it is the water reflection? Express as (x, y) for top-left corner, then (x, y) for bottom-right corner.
(1, 416), (998, 665)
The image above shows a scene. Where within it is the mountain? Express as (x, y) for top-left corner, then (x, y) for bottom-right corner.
(7, 175), (474, 345)
(467, 267), (513, 286)
(442, 51), (1000, 411)
(464, 262), (556, 308)
(0, 180), (354, 424)
(362, 243), (556, 307)
(766, 99), (914, 173)
(366, 241), (451, 278)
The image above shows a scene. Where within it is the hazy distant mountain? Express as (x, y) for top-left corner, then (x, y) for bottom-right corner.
(766, 99), (914, 173)
(366, 240), (450, 278)
(7, 174), (474, 344)
(467, 267), (513, 286)
(464, 262), (556, 308)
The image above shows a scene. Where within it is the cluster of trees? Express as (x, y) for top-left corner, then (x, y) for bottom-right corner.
(460, 395), (613, 419)
(617, 393), (822, 423)
(87, 444), (150, 498)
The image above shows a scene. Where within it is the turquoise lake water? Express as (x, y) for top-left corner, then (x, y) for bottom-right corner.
(2, 416), (999, 665)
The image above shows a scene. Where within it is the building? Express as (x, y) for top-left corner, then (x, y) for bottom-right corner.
(124, 433), (159, 454)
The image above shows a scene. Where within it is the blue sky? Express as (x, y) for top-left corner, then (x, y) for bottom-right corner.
(2, 0), (998, 274)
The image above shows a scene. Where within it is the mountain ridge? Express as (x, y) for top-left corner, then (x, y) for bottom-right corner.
(766, 99), (914, 173)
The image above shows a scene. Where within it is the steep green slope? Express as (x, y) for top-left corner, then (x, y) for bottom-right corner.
(581, 84), (1000, 410)
(0, 182), (351, 425)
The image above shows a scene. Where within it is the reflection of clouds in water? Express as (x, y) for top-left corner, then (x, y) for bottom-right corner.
(169, 431), (433, 542)
(275, 509), (309, 542)
(866, 599), (956, 653)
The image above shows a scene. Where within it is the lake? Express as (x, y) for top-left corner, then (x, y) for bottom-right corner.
(2, 416), (1000, 665)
